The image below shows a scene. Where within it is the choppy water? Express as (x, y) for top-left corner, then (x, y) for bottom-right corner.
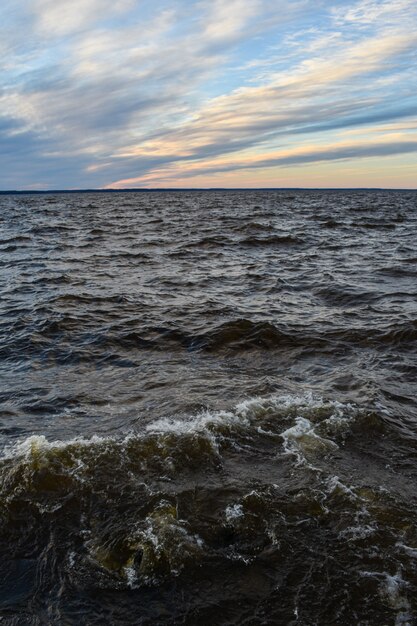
(0, 189), (416, 625)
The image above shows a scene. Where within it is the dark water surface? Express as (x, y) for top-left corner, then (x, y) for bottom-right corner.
(0, 190), (417, 625)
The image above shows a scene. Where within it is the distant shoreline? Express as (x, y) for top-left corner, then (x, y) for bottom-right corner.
(1, 187), (416, 195)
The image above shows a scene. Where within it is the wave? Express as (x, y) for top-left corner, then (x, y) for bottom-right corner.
(351, 220), (397, 230)
(184, 235), (233, 248)
(320, 218), (339, 228)
(2, 315), (416, 367)
(1, 390), (413, 623)
(49, 293), (133, 306)
(0, 394), (366, 582)
(0, 235), (32, 245)
(328, 319), (417, 348)
(193, 319), (299, 351)
(231, 221), (274, 233)
(313, 284), (380, 306)
(2, 393), (360, 465)
(376, 265), (417, 277)
(180, 233), (303, 250)
(239, 234), (303, 246)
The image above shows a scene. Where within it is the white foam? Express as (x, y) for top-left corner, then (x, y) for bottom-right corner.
(339, 523), (375, 541)
(1, 433), (117, 461)
(124, 565), (138, 589)
(225, 503), (244, 522)
(281, 416), (338, 466)
(133, 515), (205, 580)
(396, 543), (417, 558)
(383, 573), (412, 626)
(146, 409), (247, 437)
(326, 475), (358, 500)
(236, 392), (324, 419)
(67, 551), (76, 568)
(360, 571), (412, 625)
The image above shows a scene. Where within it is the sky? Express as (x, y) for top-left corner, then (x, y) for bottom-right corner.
(1, 0), (417, 189)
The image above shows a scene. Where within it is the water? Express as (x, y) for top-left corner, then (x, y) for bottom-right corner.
(0, 189), (416, 624)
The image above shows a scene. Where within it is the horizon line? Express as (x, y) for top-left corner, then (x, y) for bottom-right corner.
(1, 186), (417, 195)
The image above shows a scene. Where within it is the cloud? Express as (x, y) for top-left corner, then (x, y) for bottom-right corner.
(0, 0), (417, 188)
(105, 133), (417, 187)
(104, 25), (417, 181)
(32, 0), (134, 37)
(332, 0), (416, 26)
